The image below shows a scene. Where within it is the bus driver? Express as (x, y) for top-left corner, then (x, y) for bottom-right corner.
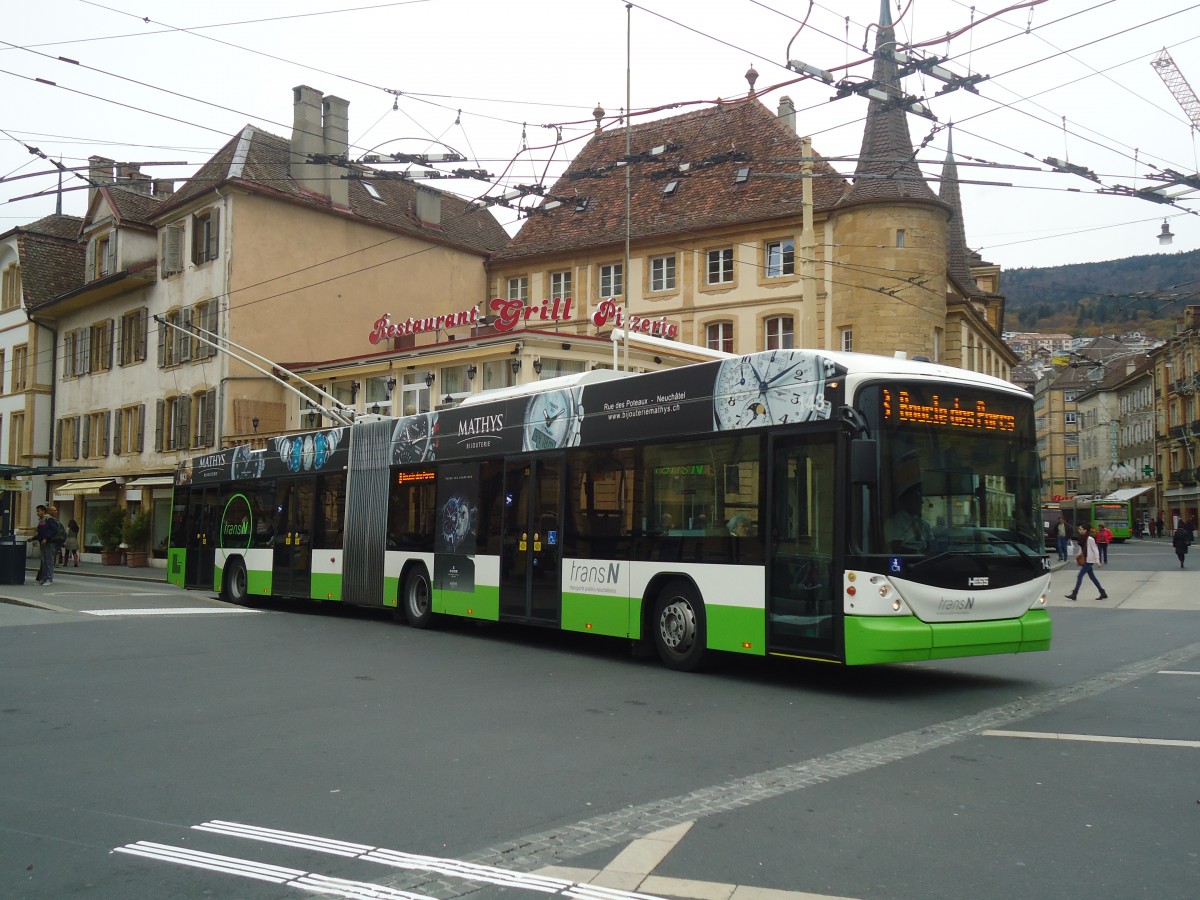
(885, 480), (933, 553)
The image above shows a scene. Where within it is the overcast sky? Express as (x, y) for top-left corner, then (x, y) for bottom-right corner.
(4, 0), (1200, 275)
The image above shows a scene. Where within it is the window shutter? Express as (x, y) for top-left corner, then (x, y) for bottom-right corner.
(161, 224), (183, 277)
(203, 388), (216, 447)
(116, 316), (125, 367)
(62, 336), (72, 378)
(154, 400), (164, 451)
(102, 410), (111, 456)
(136, 308), (148, 362)
(178, 308), (193, 362)
(137, 404), (146, 452)
(178, 394), (192, 448)
(85, 240), (95, 280)
(55, 418), (62, 462)
(81, 417), (90, 459)
(105, 320), (114, 370)
(113, 408), (123, 455)
(157, 319), (167, 367)
(206, 208), (220, 261)
(105, 234), (117, 274)
(81, 327), (93, 374)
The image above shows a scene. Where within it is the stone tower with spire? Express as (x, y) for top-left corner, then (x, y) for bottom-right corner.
(828, 0), (951, 360)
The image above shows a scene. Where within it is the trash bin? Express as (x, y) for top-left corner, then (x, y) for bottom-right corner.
(0, 540), (27, 584)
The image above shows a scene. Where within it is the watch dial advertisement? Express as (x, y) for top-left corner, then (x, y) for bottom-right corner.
(185, 427), (349, 483)
(386, 351), (844, 466)
(434, 463), (477, 593)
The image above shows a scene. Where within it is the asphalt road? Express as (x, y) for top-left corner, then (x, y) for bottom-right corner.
(1, 541), (1197, 900)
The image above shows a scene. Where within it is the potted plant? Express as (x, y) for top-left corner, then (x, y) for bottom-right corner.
(94, 506), (127, 566)
(122, 510), (152, 568)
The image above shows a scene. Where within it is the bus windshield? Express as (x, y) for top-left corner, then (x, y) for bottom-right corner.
(860, 382), (1042, 557)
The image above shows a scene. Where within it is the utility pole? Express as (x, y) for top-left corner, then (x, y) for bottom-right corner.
(800, 137), (819, 349)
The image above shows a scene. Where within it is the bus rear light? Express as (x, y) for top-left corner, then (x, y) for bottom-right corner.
(846, 585), (857, 596)
(742, 641), (752, 649)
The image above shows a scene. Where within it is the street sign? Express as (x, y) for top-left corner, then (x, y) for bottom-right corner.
(0, 479), (32, 491)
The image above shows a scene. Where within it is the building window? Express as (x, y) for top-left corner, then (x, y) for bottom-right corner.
(599, 263), (623, 297)
(399, 374), (431, 418)
(649, 255), (676, 292)
(192, 388), (216, 448)
(550, 270), (572, 300)
(82, 411), (111, 459)
(157, 395), (190, 452)
(89, 321), (114, 373)
(91, 233), (117, 279)
(0, 350), (5, 393)
(707, 247), (734, 284)
(113, 404), (146, 455)
(158, 308), (192, 368)
(119, 307), (148, 366)
(840, 327), (853, 352)
(161, 223), (184, 277)
(191, 299), (219, 359)
(896, 229), (906, 248)
(1065, 412), (1077, 425)
(765, 239), (794, 278)
(1, 263), (20, 311)
(706, 321), (734, 354)
(764, 316), (794, 350)
(1066, 455), (1078, 471)
(55, 416), (81, 461)
(507, 276), (528, 303)
(483, 359), (516, 391)
(11, 345), (27, 392)
(192, 209), (220, 265)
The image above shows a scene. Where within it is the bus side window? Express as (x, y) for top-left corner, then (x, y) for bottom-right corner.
(567, 448), (633, 560)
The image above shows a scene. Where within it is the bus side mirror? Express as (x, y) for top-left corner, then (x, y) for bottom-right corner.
(850, 439), (878, 486)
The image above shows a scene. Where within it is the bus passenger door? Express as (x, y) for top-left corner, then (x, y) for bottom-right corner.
(767, 433), (838, 657)
(272, 479), (315, 597)
(183, 487), (217, 590)
(499, 457), (563, 624)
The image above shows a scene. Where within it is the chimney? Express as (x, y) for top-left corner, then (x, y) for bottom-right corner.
(778, 96), (796, 133)
(322, 95), (350, 208)
(88, 155), (114, 207)
(291, 85), (326, 198)
(153, 179), (175, 198)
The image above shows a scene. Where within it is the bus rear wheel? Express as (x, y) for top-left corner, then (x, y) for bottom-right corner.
(652, 581), (707, 672)
(402, 566), (434, 628)
(221, 558), (249, 605)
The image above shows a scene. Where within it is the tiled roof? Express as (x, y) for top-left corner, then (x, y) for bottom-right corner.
(494, 99), (847, 261)
(14, 215), (85, 308)
(158, 126), (508, 256)
(103, 185), (163, 228)
(838, 9), (944, 209)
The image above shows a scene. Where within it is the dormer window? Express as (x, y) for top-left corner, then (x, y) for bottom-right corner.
(87, 232), (117, 281)
(192, 208), (220, 265)
(363, 181), (383, 202)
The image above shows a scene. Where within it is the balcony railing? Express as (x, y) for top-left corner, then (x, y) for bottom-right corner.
(1172, 468), (1199, 485)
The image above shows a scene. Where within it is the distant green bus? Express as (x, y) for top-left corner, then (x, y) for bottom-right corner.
(1044, 498), (1132, 543)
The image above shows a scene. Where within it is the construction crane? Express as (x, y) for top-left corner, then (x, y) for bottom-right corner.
(1152, 48), (1200, 129)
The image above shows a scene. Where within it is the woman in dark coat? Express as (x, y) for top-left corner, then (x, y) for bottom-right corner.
(1172, 524), (1191, 568)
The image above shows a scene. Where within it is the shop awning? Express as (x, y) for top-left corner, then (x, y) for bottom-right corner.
(1104, 486), (1155, 502)
(125, 475), (176, 488)
(53, 479), (115, 496)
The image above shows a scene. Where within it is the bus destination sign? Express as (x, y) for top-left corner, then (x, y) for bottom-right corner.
(882, 388), (1017, 432)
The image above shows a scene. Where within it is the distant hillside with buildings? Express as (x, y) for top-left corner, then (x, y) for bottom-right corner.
(1003, 249), (1200, 337)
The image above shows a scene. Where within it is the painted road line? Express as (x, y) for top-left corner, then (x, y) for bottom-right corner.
(115, 841), (434, 898)
(982, 729), (1200, 748)
(82, 607), (260, 616)
(192, 820), (666, 899)
(538, 822), (859, 900)
(1158, 670), (1200, 675)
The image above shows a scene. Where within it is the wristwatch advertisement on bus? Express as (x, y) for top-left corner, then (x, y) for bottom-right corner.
(712, 350), (836, 430)
(522, 387), (584, 451)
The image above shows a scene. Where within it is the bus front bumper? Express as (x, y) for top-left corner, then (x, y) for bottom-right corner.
(843, 609), (1051, 665)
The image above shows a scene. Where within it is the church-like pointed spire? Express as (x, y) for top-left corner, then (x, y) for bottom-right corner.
(839, 1), (942, 207)
(939, 126), (984, 297)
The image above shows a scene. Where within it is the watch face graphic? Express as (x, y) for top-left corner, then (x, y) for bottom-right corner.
(393, 413), (434, 463)
(440, 495), (474, 551)
(713, 351), (834, 430)
(522, 388), (583, 451)
(301, 435), (315, 471)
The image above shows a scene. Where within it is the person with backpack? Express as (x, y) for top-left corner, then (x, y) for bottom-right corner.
(31, 504), (57, 585)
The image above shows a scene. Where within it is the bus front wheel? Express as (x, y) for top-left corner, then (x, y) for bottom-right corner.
(402, 566), (434, 628)
(221, 558), (249, 605)
(652, 581), (707, 672)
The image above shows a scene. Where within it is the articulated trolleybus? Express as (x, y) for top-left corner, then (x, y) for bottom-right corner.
(169, 349), (1051, 670)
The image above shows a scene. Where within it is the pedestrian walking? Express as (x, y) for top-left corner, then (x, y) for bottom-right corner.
(1066, 523), (1108, 601)
(29, 504), (56, 585)
(1156, 516), (1165, 538)
(1172, 523), (1191, 569)
(1055, 516), (1068, 561)
(1096, 524), (1112, 564)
